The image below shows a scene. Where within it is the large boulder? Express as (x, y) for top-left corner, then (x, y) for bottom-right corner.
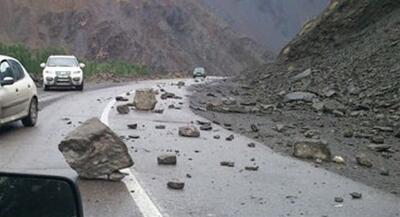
(293, 139), (331, 161)
(59, 118), (134, 181)
(134, 88), (158, 111)
(179, 126), (200, 138)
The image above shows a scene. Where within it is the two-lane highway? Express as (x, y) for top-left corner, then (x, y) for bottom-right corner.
(0, 78), (399, 217)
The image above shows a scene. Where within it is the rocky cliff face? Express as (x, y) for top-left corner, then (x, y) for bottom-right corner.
(0, 0), (271, 75)
(201, 0), (329, 52)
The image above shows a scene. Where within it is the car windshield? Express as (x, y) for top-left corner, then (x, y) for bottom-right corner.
(47, 58), (78, 67)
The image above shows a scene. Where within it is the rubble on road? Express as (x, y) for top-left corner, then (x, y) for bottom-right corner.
(116, 96), (129, 102)
(127, 124), (138, 129)
(155, 125), (166, 130)
(245, 166), (259, 171)
(293, 139), (331, 161)
(226, 134), (235, 141)
(58, 118), (134, 181)
(158, 154), (177, 165)
(179, 126), (200, 137)
(167, 180), (185, 190)
(117, 105), (130, 114)
(134, 88), (158, 111)
(356, 153), (373, 168)
(220, 161), (235, 167)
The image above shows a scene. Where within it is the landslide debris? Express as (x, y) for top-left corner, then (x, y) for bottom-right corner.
(59, 118), (134, 181)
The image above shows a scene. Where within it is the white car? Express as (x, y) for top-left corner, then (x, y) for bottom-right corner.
(193, 67), (206, 78)
(41, 55), (85, 91)
(0, 55), (38, 127)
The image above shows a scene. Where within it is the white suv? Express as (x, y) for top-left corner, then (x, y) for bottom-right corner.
(193, 67), (206, 78)
(41, 55), (85, 91)
(0, 55), (38, 127)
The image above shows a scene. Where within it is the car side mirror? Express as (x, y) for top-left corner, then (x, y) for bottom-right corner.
(0, 172), (83, 217)
(1, 77), (15, 86)
(40, 63), (46, 68)
(79, 63), (86, 68)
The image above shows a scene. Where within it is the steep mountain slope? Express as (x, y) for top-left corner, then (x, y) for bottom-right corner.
(201, 0), (329, 52)
(0, 0), (270, 75)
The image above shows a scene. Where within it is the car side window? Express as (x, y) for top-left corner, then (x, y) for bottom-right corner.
(0, 61), (14, 81)
(9, 60), (25, 81)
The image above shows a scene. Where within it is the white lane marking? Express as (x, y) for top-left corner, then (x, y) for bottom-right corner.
(101, 98), (164, 217)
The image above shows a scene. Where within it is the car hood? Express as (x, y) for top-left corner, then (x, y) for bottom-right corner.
(44, 67), (81, 71)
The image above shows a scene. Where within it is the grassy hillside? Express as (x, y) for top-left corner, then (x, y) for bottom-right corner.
(0, 43), (148, 78)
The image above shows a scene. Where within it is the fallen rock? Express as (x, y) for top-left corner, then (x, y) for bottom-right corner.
(250, 124), (259, 133)
(293, 139), (331, 161)
(367, 144), (392, 152)
(350, 192), (362, 199)
(220, 161), (235, 167)
(248, 143), (256, 148)
(290, 68), (312, 82)
(127, 124), (138, 130)
(161, 92), (176, 100)
(332, 156), (345, 164)
(226, 135), (235, 141)
(197, 120), (211, 125)
(134, 88), (157, 111)
(59, 118), (134, 181)
(116, 96), (129, 102)
(200, 124), (213, 131)
(355, 153), (373, 168)
(154, 109), (164, 114)
(179, 126), (200, 138)
(167, 180), (185, 190)
(117, 105), (130, 114)
(284, 92), (317, 103)
(213, 135), (221, 139)
(245, 166), (259, 171)
(370, 136), (385, 144)
(334, 197), (344, 203)
(157, 154), (177, 165)
(155, 125), (166, 130)
(373, 126), (394, 132)
(177, 81), (185, 87)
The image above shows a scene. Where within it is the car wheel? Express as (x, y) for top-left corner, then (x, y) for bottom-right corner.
(76, 82), (84, 91)
(22, 98), (38, 127)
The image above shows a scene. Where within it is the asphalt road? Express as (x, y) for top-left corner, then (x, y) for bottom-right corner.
(0, 78), (399, 217)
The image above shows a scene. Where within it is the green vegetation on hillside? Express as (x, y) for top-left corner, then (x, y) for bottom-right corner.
(0, 43), (148, 78)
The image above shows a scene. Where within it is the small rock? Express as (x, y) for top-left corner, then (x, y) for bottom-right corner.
(332, 156), (345, 164)
(250, 124), (259, 132)
(117, 105), (130, 114)
(334, 197), (344, 203)
(293, 139), (331, 161)
(197, 120), (211, 125)
(245, 166), (259, 171)
(373, 126), (394, 132)
(356, 153), (373, 168)
(200, 124), (213, 131)
(370, 136), (385, 144)
(220, 161), (235, 167)
(179, 126), (200, 138)
(128, 135), (140, 139)
(284, 92), (317, 103)
(290, 68), (312, 82)
(350, 192), (362, 199)
(116, 96), (129, 102)
(380, 168), (390, 176)
(343, 130), (354, 138)
(274, 124), (286, 133)
(127, 124), (138, 130)
(157, 154), (177, 165)
(226, 135), (235, 141)
(367, 144), (392, 152)
(186, 173), (192, 178)
(167, 180), (185, 190)
(248, 143), (256, 148)
(154, 109), (164, 114)
(213, 135), (221, 139)
(155, 125), (166, 130)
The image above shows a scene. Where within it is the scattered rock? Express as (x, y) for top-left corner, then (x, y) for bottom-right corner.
(332, 156), (345, 164)
(179, 126), (200, 137)
(293, 139), (331, 161)
(350, 192), (362, 199)
(226, 135), (235, 141)
(290, 68), (312, 82)
(220, 161), (235, 167)
(356, 153), (373, 168)
(161, 92), (176, 100)
(167, 180), (185, 190)
(200, 124), (213, 131)
(250, 124), (259, 132)
(116, 96), (129, 102)
(245, 166), (259, 171)
(334, 197), (344, 203)
(157, 154), (177, 165)
(58, 118), (134, 181)
(197, 120), (211, 125)
(284, 92), (317, 103)
(127, 124), (138, 130)
(155, 125), (166, 130)
(117, 105), (130, 114)
(367, 144), (392, 152)
(134, 88), (158, 111)
(128, 135), (140, 139)
(177, 81), (185, 87)
(343, 130), (354, 138)
(370, 136), (385, 144)
(213, 135), (221, 139)
(247, 143), (256, 148)
(373, 126), (394, 132)
(154, 109), (164, 114)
